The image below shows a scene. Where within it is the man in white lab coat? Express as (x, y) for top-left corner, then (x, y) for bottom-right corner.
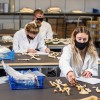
(31, 9), (56, 76)
(31, 9), (53, 40)
(59, 26), (98, 85)
(13, 22), (50, 53)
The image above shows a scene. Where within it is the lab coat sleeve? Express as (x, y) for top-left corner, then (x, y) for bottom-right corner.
(13, 31), (27, 53)
(85, 56), (98, 76)
(59, 45), (73, 77)
(46, 24), (53, 39)
(37, 37), (47, 52)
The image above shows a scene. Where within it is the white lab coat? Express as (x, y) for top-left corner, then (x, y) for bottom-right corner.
(13, 29), (47, 53)
(30, 20), (53, 39)
(59, 44), (98, 77)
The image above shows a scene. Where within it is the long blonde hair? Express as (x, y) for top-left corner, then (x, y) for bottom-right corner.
(71, 26), (98, 65)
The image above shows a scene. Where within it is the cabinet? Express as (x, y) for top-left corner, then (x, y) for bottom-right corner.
(0, 12), (100, 37)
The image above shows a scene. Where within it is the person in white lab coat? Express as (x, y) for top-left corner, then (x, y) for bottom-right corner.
(59, 26), (98, 84)
(31, 9), (53, 40)
(31, 9), (56, 76)
(13, 22), (50, 53)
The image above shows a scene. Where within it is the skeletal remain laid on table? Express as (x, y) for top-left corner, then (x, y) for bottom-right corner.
(61, 83), (68, 87)
(55, 79), (62, 84)
(52, 38), (61, 44)
(22, 52), (39, 57)
(44, 39), (52, 43)
(76, 84), (84, 91)
(60, 38), (71, 45)
(18, 59), (30, 61)
(48, 54), (56, 58)
(54, 89), (58, 93)
(2, 36), (13, 43)
(55, 79), (68, 87)
(49, 81), (56, 87)
(85, 88), (92, 93)
(21, 52), (40, 60)
(92, 86), (97, 88)
(49, 79), (93, 96)
(76, 84), (90, 94)
(52, 41), (60, 44)
(80, 95), (98, 100)
(31, 56), (41, 60)
(96, 87), (100, 92)
(56, 84), (63, 92)
(79, 88), (89, 94)
(65, 87), (71, 95)
(45, 38), (71, 45)
(48, 51), (60, 59)
(49, 79), (70, 94)
(62, 87), (68, 93)
(17, 53), (22, 56)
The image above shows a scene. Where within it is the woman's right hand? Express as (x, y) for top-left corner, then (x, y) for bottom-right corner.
(27, 49), (37, 53)
(67, 71), (77, 86)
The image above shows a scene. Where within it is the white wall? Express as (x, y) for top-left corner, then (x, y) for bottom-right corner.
(85, 0), (100, 12)
(35, 0), (50, 12)
(66, 0), (85, 12)
(51, 0), (66, 12)
(1, 0), (100, 12)
(0, 0), (100, 30)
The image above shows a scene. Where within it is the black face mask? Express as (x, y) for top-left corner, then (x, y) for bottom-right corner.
(37, 18), (43, 22)
(75, 40), (89, 50)
(27, 35), (34, 40)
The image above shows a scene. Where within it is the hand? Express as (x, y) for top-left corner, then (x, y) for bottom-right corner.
(27, 49), (37, 53)
(82, 71), (92, 78)
(67, 71), (77, 86)
(45, 48), (50, 53)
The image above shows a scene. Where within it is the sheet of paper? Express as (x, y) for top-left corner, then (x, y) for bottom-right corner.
(34, 51), (49, 55)
(76, 77), (100, 84)
(0, 76), (8, 84)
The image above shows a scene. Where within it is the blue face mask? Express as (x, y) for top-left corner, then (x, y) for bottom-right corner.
(37, 18), (43, 22)
(75, 40), (89, 50)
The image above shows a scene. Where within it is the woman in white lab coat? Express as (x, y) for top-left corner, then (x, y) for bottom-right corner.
(59, 26), (98, 84)
(13, 22), (50, 53)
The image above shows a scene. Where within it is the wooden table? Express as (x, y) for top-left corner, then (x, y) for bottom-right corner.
(0, 77), (100, 100)
(0, 53), (100, 68)
(45, 38), (70, 50)
(0, 54), (59, 69)
(0, 41), (12, 48)
(46, 43), (66, 50)
(0, 29), (17, 36)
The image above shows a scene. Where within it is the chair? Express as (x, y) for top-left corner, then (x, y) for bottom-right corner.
(77, 16), (93, 27)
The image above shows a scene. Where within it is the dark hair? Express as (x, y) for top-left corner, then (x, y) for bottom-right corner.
(33, 9), (44, 16)
(25, 22), (41, 34)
